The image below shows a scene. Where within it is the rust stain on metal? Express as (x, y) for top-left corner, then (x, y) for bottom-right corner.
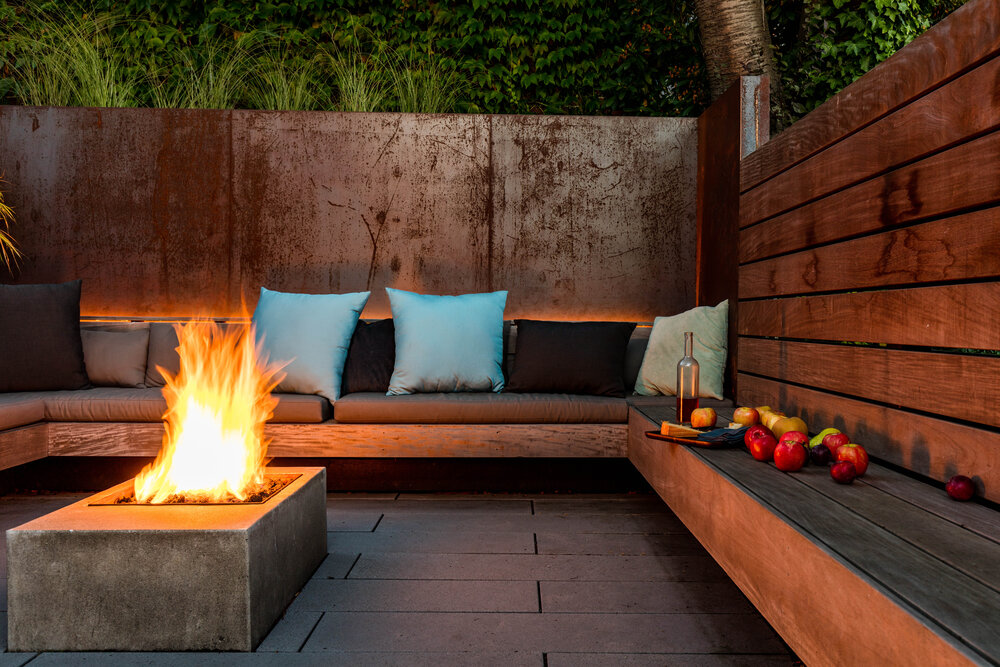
(1, 106), (697, 321)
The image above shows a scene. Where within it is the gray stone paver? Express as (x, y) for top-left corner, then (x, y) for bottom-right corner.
(30, 652), (542, 666)
(324, 509), (382, 532)
(301, 611), (787, 654)
(1, 491), (792, 663)
(327, 499), (533, 514)
(254, 611), (322, 653)
(312, 552), (360, 579)
(546, 653), (797, 666)
(540, 581), (756, 613)
(328, 530), (535, 554)
(535, 531), (703, 555)
(343, 552), (729, 582)
(287, 578), (538, 612)
(532, 496), (668, 514)
(374, 511), (688, 533)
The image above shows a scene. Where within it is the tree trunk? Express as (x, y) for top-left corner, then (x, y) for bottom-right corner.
(695, 0), (779, 101)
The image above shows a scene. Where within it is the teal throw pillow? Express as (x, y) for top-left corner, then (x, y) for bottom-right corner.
(252, 287), (370, 402)
(386, 288), (508, 395)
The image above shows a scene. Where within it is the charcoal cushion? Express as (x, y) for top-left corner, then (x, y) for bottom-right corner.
(144, 323), (180, 387)
(506, 320), (636, 397)
(81, 326), (150, 388)
(40, 388), (330, 423)
(341, 319), (395, 395)
(333, 392), (627, 424)
(0, 280), (89, 392)
(0, 393), (47, 430)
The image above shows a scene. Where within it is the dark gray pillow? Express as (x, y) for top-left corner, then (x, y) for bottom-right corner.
(341, 319), (395, 395)
(0, 280), (90, 391)
(144, 323), (180, 387)
(505, 320), (637, 397)
(81, 326), (150, 388)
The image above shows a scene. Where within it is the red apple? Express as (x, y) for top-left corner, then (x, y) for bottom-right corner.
(744, 425), (774, 450)
(831, 461), (856, 484)
(822, 432), (850, 457)
(748, 434), (778, 462)
(732, 407), (760, 427)
(690, 407), (717, 429)
(833, 442), (868, 477)
(836, 444), (869, 476)
(774, 441), (807, 472)
(778, 431), (808, 448)
(946, 475), (975, 501)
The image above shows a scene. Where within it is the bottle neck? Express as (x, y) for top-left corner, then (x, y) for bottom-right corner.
(684, 332), (694, 357)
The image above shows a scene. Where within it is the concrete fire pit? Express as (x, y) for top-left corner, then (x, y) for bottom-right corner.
(6, 466), (327, 652)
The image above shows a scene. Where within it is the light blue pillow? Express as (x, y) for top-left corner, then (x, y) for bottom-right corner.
(386, 288), (507, 395)
(251, 287), (370, 402)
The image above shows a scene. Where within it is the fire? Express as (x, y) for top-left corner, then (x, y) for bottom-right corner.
(133, 321), (285, 504)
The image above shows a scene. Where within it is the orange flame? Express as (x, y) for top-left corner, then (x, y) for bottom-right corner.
(133, 321), (285, 504)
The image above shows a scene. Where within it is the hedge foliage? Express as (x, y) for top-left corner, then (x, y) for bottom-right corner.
(0, 0), (967, 119)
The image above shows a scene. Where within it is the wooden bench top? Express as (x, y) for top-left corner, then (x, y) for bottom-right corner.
(629, 405), (1000, 666)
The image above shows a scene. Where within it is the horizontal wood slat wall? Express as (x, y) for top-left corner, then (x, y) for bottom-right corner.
(737, 0), (1000, 501)
(739, 283), (1000, 349)
(741, 53), (1000, 225)
(740, 209), (1000, 299)
(739, 339), (1000, 428)
(739, 0), (1000, 191)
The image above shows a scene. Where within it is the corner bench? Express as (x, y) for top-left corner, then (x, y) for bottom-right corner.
(628, 404), (1000, 666)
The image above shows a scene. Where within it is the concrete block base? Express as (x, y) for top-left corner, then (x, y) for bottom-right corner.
(6, 467), (327, 651)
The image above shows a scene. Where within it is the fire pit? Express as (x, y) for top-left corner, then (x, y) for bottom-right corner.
(6, 321), (327, 651)
(7, 467), (326, 651)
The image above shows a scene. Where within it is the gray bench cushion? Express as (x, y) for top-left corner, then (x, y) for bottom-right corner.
(333, 392), (627, 424)
(0, 393), (47, 430)
(38, 389), (330, 423)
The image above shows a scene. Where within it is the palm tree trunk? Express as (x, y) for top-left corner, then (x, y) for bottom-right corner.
(695, 0), (779, 101)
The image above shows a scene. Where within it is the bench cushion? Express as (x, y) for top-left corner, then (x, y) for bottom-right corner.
(334, 392), (627, 424)
(37, 389), (330, 423)
(0, 393), (47, 430)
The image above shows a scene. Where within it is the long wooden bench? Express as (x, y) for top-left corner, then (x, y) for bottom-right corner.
(629, 404), (1000, 666)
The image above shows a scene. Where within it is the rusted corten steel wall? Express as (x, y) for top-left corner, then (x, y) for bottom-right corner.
(0, 106), (697, 320)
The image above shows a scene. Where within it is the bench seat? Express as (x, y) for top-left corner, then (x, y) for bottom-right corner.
(628, 405), (1000, 666)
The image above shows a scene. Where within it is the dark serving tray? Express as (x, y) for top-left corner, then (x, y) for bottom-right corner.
(644, 425), (749, 449)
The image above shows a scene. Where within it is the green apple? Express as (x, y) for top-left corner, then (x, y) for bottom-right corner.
(809, 427), (839, 448)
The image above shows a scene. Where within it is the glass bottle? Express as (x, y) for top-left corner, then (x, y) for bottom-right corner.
(676, 331), (700, 422)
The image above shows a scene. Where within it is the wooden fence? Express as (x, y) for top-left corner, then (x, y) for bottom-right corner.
(734, 0), (1000, 502)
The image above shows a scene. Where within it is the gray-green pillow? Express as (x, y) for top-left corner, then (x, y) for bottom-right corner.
(634, 300), (728, 400)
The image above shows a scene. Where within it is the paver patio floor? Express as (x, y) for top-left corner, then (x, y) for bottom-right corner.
(0, 492), (795, 665)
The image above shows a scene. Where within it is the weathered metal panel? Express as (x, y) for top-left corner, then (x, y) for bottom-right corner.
(0, 106), (697, 320)
(232, 111), (492, 317)
(491, 115), (697, 321)
(0, 106), (233, 316)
